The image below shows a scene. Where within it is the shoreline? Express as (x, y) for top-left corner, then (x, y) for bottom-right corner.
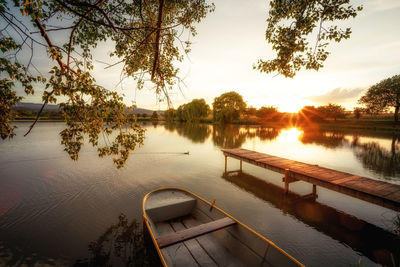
(13, 119), (400, 133)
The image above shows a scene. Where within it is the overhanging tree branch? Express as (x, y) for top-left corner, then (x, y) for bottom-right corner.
(151, 0), (164, 81)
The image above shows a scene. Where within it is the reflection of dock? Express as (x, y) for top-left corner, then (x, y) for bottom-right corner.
(222, 148), (400, 211)
(221, 171), (400, 266)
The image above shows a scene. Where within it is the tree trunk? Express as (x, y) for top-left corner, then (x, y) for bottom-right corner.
(151, 0), (164, 81)
(395, 94), (400, 124)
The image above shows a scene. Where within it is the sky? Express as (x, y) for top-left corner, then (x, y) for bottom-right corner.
(16, 0), (400, 112)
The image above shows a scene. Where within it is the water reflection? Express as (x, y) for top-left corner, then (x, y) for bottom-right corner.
(255, 127), (280, 141)
(164, 123), (400, 180)
(212, 125), (282, 148)
(163, 123), (282, 148)
(212, 124), (248, 148)
(164, 122), (211, 143)
(353, 135), (400, 177)
(299, 129), (346, 148)
(2, 122), (400, 266)
(273, 128), (303, 146)
(222, 171), (400, 266)
(74, 214), (161, 267)
(395, 214), (400, 237)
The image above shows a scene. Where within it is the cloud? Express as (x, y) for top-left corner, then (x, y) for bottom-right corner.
(366, 0), (400, 12)
(307, 88), (365, 104)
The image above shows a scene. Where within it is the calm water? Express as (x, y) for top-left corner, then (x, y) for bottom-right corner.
(1, 122), (399, 266)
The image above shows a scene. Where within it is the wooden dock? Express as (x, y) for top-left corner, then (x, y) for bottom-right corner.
(222, 148), (400, 211)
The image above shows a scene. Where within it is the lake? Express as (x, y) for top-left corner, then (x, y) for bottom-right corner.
(1, 122), (399, 266)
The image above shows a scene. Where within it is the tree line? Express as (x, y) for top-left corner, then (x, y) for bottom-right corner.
(15, 71), (397, 125)
(163, 73), (400, 125)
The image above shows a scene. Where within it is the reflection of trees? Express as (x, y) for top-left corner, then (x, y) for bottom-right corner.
(395, 214), (400, 237)
(256, 127), (280, 141)
(74, 214), (161, 267)
(212, 124), (247, 148)
(300, 128), (346, 148)
(163, 122), (177, 133)
(394, 214), (400, 238)
(299, 128), (400, 178)
(164, 123), (211, 143)
(165, 123), (282, 147)
(353, 135), (400, 177)
(0, 214), (160, 266)
(222, 171), (400, 266)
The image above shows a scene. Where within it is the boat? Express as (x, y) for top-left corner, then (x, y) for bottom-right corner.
(143, 187), (304, 267)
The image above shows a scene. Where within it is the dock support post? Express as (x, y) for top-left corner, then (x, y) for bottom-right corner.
(312, 184), (317, 197)
(284, 169), (290, 194)
(240, 160), (242, 172)
(225, 155), (227, 173)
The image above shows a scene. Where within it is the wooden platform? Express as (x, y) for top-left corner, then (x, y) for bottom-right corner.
(222, 148), (400, 211)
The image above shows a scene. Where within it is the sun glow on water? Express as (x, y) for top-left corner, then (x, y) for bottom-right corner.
(277, 128), (303, 143)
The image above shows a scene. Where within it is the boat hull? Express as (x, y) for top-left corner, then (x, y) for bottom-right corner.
(143, 187), (303, 267)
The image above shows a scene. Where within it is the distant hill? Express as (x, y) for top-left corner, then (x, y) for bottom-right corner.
(13, 102), (60, 111)
(12, 102), (164, 115)
(130, 108), (164, 115)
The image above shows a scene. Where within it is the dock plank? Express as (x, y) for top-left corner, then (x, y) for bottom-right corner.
(222, 148), (400, 211)
(331, 175), (362, 184)
(387, 190), (400, 202)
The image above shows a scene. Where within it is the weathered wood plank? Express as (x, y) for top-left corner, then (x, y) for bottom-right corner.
(245, 154), (272, 160)
(268, 159), (297, 167)
(255, 156), (274, 162)
(310, 170), (349, 182)
(289, 167), (328, 179)
(387, 190), (400, 202)
(331, 175), (362, 184)
(183, 216), (246, 267)
(156, 222), (199, 267)
(257, 157), (284, 163)
(381, 186), (400, 197)
(156, 217), (236, 248)
(170, 220), (218, 266)
(341, 178), (388, 196)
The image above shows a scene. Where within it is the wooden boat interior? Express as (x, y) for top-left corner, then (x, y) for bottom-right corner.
(144, 188), (302, 267)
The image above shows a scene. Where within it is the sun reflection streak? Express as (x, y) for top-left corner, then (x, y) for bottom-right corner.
(277, 128), (303, 143)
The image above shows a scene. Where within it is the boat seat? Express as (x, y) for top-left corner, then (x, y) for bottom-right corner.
(146, 197), (196, 222)
(156, 217), (236, 248)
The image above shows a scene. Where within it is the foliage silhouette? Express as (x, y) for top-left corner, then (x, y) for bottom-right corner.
(257, 0), (363, 77)
(0, 0), (214, 167)
(317, 103), (346, 121)
(213, 91), (246, 124)
(359, 75), (400, 123)
(167, 99), (210, 122)
(74, 213), (161, 267)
